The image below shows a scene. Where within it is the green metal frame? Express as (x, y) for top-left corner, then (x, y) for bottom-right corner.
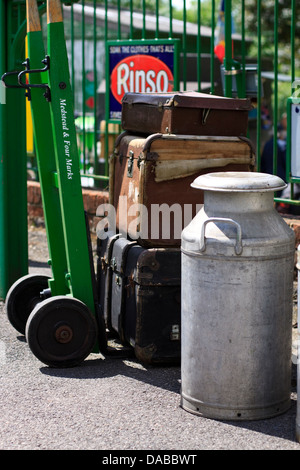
(0, 0), (28, 299)
(46, 2), (95, 307)
(19, 0), (106, 352)
(25, 0), (69, 298)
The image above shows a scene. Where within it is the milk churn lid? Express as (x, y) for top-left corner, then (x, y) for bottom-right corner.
(191, 172), (287, 192)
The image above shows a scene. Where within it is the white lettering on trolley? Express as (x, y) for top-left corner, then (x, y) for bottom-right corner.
(60, 98), (73, 180)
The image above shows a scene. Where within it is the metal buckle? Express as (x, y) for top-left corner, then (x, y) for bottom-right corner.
(18, 56), (51, 102)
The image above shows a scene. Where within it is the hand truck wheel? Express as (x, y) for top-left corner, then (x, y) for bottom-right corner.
(25, 296), (98, 368)
(5, 274), (50, 335)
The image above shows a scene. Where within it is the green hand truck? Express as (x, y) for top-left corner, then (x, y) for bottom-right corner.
(2, 0), (107, 367)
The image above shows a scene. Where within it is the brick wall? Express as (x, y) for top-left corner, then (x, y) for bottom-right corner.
(27, 181), (109, 234)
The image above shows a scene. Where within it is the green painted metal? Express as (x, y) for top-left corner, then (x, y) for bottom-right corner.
(169, 0), (173, 38)
(182, 0), (187, 90)
(93, 0), (98, 179)
(142, 0), (146, 39)
(46, 0), (96, 315)
(197, 0), (201, 92)
(256, 0), (262, 171)
(118, 0), (121, 38)
(81, 0), (85, 175)
(223, 0), (242, 99)
(155, 0), (159, 39)
(210, 0), (215, 94)
(129, 0), (133, 39)
(0, 0), (27, 300)
(286, 96), (293, 186)
(24, 0), (69, 298)
(273, 0), (279, 177)
(15, 0), (106, 354)
(265, 1), (300, 207)
(291, 0), (296, 84)
(285, 0), (297, 203)
(0, 0), (8, 300)
(224, 0), (232, 97)
(240, 0), (246, 98)
(1, 0), (107, 357)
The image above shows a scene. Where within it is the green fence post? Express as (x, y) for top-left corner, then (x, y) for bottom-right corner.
(0, 0), (6, 300)
(0, 0), (27, 300)
(256, 0), (262, 170)
(223, 0), (232, 97)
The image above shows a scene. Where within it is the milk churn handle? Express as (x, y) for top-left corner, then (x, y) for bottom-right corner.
(200, 217), (243, 255)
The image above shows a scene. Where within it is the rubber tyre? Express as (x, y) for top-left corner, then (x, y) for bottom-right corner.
(5, 274), (50, 335)
(25, 296), (98, 368)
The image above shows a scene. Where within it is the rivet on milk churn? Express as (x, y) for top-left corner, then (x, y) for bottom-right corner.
(181, 172), (295, 421)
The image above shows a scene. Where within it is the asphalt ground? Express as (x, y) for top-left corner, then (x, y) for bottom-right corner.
(0, 226), (300, 452)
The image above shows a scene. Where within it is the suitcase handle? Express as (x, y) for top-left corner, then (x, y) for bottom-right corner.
(199, 217), (243, 255)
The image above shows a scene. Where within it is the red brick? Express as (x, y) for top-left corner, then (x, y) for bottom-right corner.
(27, 181), (109, 233)
(284, 217), (300, 247)
(27, 181), (42, 205)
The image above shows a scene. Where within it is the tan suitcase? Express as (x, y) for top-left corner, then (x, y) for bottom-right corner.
(109, 132), (255, 247)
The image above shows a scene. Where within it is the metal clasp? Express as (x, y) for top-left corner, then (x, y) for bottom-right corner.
(1, 70), (24, 89)
(18, 55), (51, 102)
(202, 108), (210, 125)
(1, 60), (32, 99)
(170, 324), (180, 341)
(110, 257), (117, 271)
(127, 150), (134, 178)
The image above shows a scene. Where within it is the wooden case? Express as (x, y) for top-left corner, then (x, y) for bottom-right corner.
(109, 132), (255, 247)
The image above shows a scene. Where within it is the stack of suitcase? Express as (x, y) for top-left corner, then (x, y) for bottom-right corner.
(97, 91), (255, 365)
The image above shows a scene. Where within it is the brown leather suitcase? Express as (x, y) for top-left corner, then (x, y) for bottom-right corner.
(109, 132), (255, 248)
(121, 91), (252, 137)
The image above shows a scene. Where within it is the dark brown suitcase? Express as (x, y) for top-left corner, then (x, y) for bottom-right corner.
(121, 91), (252, 137)
(108, 236), (181, 365)
(109, 132), (255, 247)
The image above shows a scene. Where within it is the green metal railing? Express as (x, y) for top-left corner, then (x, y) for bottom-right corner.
(52, 0), (299, 194)
(0, 0), (27, 299)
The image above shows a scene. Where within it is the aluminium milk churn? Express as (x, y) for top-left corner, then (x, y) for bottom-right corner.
(181, 172), (295, 421)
